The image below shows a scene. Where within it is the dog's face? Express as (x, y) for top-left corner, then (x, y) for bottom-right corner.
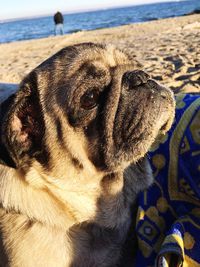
(2, 43), (175, 175)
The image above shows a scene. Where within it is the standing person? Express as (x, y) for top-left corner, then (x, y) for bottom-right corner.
(54, 11), (64, 36)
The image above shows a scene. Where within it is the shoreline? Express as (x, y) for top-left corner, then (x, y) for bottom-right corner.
(0, 14), (200, 94)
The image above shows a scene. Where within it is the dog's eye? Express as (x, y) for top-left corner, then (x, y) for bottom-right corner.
(80, 89), (100, 110)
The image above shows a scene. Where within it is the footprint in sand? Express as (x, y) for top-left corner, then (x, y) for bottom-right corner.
(187, 64), (200, 73)
(163, 55), (184, 72)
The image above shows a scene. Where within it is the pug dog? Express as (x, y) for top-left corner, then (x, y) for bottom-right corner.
(0, 43), (175, 267)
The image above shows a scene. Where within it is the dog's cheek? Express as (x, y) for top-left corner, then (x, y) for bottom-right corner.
(82, 119), (109, 170)
(68, 108), (98, 129)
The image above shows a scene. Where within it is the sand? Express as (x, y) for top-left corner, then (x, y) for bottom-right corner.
(0, 14), (200, 94)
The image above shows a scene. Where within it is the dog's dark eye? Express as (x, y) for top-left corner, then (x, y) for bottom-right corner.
(80, 89), (100, 110)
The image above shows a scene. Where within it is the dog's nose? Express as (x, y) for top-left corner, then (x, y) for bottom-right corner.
(147, 79), (170, 100)
(123, 70), (150, 88)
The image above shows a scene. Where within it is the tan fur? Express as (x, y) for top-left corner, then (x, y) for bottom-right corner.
(0, 43), (175, 267)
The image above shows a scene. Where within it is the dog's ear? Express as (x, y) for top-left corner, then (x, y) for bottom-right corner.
(2, 72), (45, 167)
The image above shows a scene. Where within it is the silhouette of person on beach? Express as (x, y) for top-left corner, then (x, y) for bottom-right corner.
(54, 11), (64, 36)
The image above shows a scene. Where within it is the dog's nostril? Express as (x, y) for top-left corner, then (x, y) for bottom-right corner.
(160, 90), (168, 99)
(123, 70), (150, 88)
(148, 80), (169, 99)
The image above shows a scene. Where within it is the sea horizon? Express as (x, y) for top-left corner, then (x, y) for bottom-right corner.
(0, 0), (199, 44)
(0, 0), (189, 23)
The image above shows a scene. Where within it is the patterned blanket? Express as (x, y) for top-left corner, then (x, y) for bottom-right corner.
(135, 94), (200, 267)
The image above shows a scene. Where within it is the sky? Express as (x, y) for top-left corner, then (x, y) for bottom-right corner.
(0, 0), (180, 20)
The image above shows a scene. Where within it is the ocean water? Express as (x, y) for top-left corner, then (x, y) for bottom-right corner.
(0, 0), (199, 44)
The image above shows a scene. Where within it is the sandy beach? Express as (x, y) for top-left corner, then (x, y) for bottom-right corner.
(0, 14), (200, 94)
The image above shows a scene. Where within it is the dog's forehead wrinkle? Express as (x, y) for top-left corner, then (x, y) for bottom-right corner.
(67, 44), (127, 70)
(104, 45), (131, 67)
(82, 61), (110, 80)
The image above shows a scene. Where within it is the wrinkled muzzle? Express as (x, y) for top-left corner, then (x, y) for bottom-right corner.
(103, 69), (175, 171)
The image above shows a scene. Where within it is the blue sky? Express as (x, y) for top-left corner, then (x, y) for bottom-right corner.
(0, 0), (179, 20)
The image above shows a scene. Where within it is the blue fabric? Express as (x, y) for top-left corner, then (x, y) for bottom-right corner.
(135, 94), (200, 267)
